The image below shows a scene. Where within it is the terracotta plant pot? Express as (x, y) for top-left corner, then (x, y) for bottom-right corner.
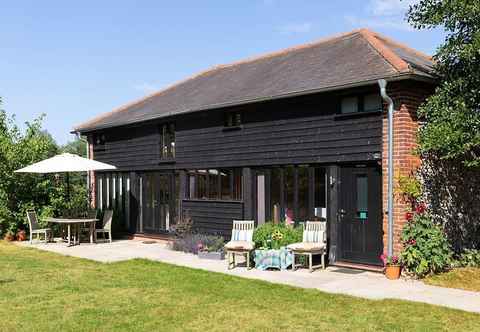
(17, 230), (27, 241)
(385, 265), (401, 280)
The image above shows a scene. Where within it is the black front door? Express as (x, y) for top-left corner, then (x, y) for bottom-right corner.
(141, 172), (171, 233)
(339, 166), (383, 265)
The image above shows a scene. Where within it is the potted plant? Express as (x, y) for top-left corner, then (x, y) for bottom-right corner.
(380, 254), (401, 280)
(16, 229), (27, 241)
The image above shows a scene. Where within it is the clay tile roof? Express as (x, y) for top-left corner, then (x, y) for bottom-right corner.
(74, 28), (435, 132)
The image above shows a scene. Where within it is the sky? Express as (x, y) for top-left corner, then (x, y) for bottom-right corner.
(0, 0), (445, 145)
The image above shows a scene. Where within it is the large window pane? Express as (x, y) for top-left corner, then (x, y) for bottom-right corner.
(186, 168), (242, 201)
(220, 169), (232, 200)
(209, 169), (219, 199)
(297, 166), (309, 221)
(284, 166), (295, 222)
(233, 169), (242, 200)
(314, 167), (327, 219)
(197, 170), (207, 199)
(270, 168), (282, 223)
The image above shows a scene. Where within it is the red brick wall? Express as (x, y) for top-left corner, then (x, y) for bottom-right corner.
(382, 81), (433, 255)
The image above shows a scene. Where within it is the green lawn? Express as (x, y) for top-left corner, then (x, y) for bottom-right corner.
(425, 268), (480, 292)
(0, 242), (479, 332)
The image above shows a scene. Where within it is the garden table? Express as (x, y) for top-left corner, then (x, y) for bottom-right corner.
(254, 247), (293, 270)
(46, 218), (98, 246)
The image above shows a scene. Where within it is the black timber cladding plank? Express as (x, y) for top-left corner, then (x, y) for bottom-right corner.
(182, 200), (243, 237)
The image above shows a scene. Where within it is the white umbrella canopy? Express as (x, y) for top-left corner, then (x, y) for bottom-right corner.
(14, 153), (116, 173)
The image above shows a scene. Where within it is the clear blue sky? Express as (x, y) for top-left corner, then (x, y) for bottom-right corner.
(0, 0), (444, 144)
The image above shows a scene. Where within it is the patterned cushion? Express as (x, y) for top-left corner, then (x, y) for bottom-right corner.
(287, 242), (326, 251)
(224, 241), (255, 250)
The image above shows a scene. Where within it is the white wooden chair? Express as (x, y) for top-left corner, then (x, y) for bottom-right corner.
(95, 210), (113, 243)
(287, 221), (327, 272)
(26, 210), (51, 244)
(224, 220), (255, 269)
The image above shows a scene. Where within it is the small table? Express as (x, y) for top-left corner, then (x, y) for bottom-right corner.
(46, 218), (98, 246)
(254, 247), (293, 270)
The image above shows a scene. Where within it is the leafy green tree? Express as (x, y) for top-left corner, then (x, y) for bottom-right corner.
(406, 0), (480, 252)
(62, 138), (87, 157)
(0, 102), (89, 236)
(408, 0), (480, 167)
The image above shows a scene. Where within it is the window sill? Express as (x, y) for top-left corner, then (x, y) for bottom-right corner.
(334, 110), (383, 120)
(222, 125), (243, 132)
(158, 158), (176, 165)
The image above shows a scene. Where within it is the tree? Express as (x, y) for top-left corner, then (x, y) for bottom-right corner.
(407, 0), (480, 252)
(408, 0), (480, 167)
(0, 103), (89, 236)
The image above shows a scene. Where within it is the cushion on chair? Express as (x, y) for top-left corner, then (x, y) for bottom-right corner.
(224, 241), (255, 250)
(287, 242), (326, 251)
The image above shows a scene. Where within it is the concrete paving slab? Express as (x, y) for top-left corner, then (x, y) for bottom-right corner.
(18, 240), (480, 314)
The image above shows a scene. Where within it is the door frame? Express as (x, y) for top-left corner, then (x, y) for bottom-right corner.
(138, 170), (176, 234)
(336, 163), (383, 266)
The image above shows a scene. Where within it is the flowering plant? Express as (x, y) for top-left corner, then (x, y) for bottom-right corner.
(400, 204), (453, 278)
(380, 254), (400, 266)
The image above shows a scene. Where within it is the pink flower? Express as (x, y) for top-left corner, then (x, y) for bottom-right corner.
(405, 212), (414, 221)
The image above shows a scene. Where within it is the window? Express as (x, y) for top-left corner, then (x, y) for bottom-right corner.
(267, 165), (328, 223)
(356, 174), (368, 219)
(364, 94), (383, 112)
(340, 93), (383, 114)
(159, 123), (175, 159)
(341, 96), (359, 114)
(187, 168), (242, 201)
(93, 133), (106, 150)
(225, 112), (242, 128)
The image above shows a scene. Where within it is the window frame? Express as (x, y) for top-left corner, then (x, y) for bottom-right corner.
(338, 93), (384, 115)
(159, 122), (175, 160)
(223, 111), (243, 130)
(186, 168), (243, 202)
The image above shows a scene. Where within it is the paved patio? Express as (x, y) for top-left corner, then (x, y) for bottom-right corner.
(19, 240), (480, 314)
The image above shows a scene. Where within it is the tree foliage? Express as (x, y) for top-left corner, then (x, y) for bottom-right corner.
(0, 103), (89, 236)
(408, 0), (480, 167)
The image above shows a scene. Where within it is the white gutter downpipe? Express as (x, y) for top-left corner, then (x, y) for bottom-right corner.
(378, 79), (394, 257)
(76, 132), (91, 192)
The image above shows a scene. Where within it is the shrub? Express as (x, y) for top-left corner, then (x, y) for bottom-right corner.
(253, 222), (303, 250)
(456, 249), (480, 268)
(170, 233), (224, 254)
(400, 204), (453, 278)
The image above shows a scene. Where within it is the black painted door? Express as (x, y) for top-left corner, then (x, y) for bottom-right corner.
(142, 172), (171, 233)
(339, 166), (383, 265)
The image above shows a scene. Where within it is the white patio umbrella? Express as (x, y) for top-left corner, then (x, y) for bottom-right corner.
(14, 153), (116, 174)
(15, 153), (116, 197)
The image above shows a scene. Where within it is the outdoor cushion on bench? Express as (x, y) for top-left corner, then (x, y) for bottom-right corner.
(287, 242), (325, 251)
